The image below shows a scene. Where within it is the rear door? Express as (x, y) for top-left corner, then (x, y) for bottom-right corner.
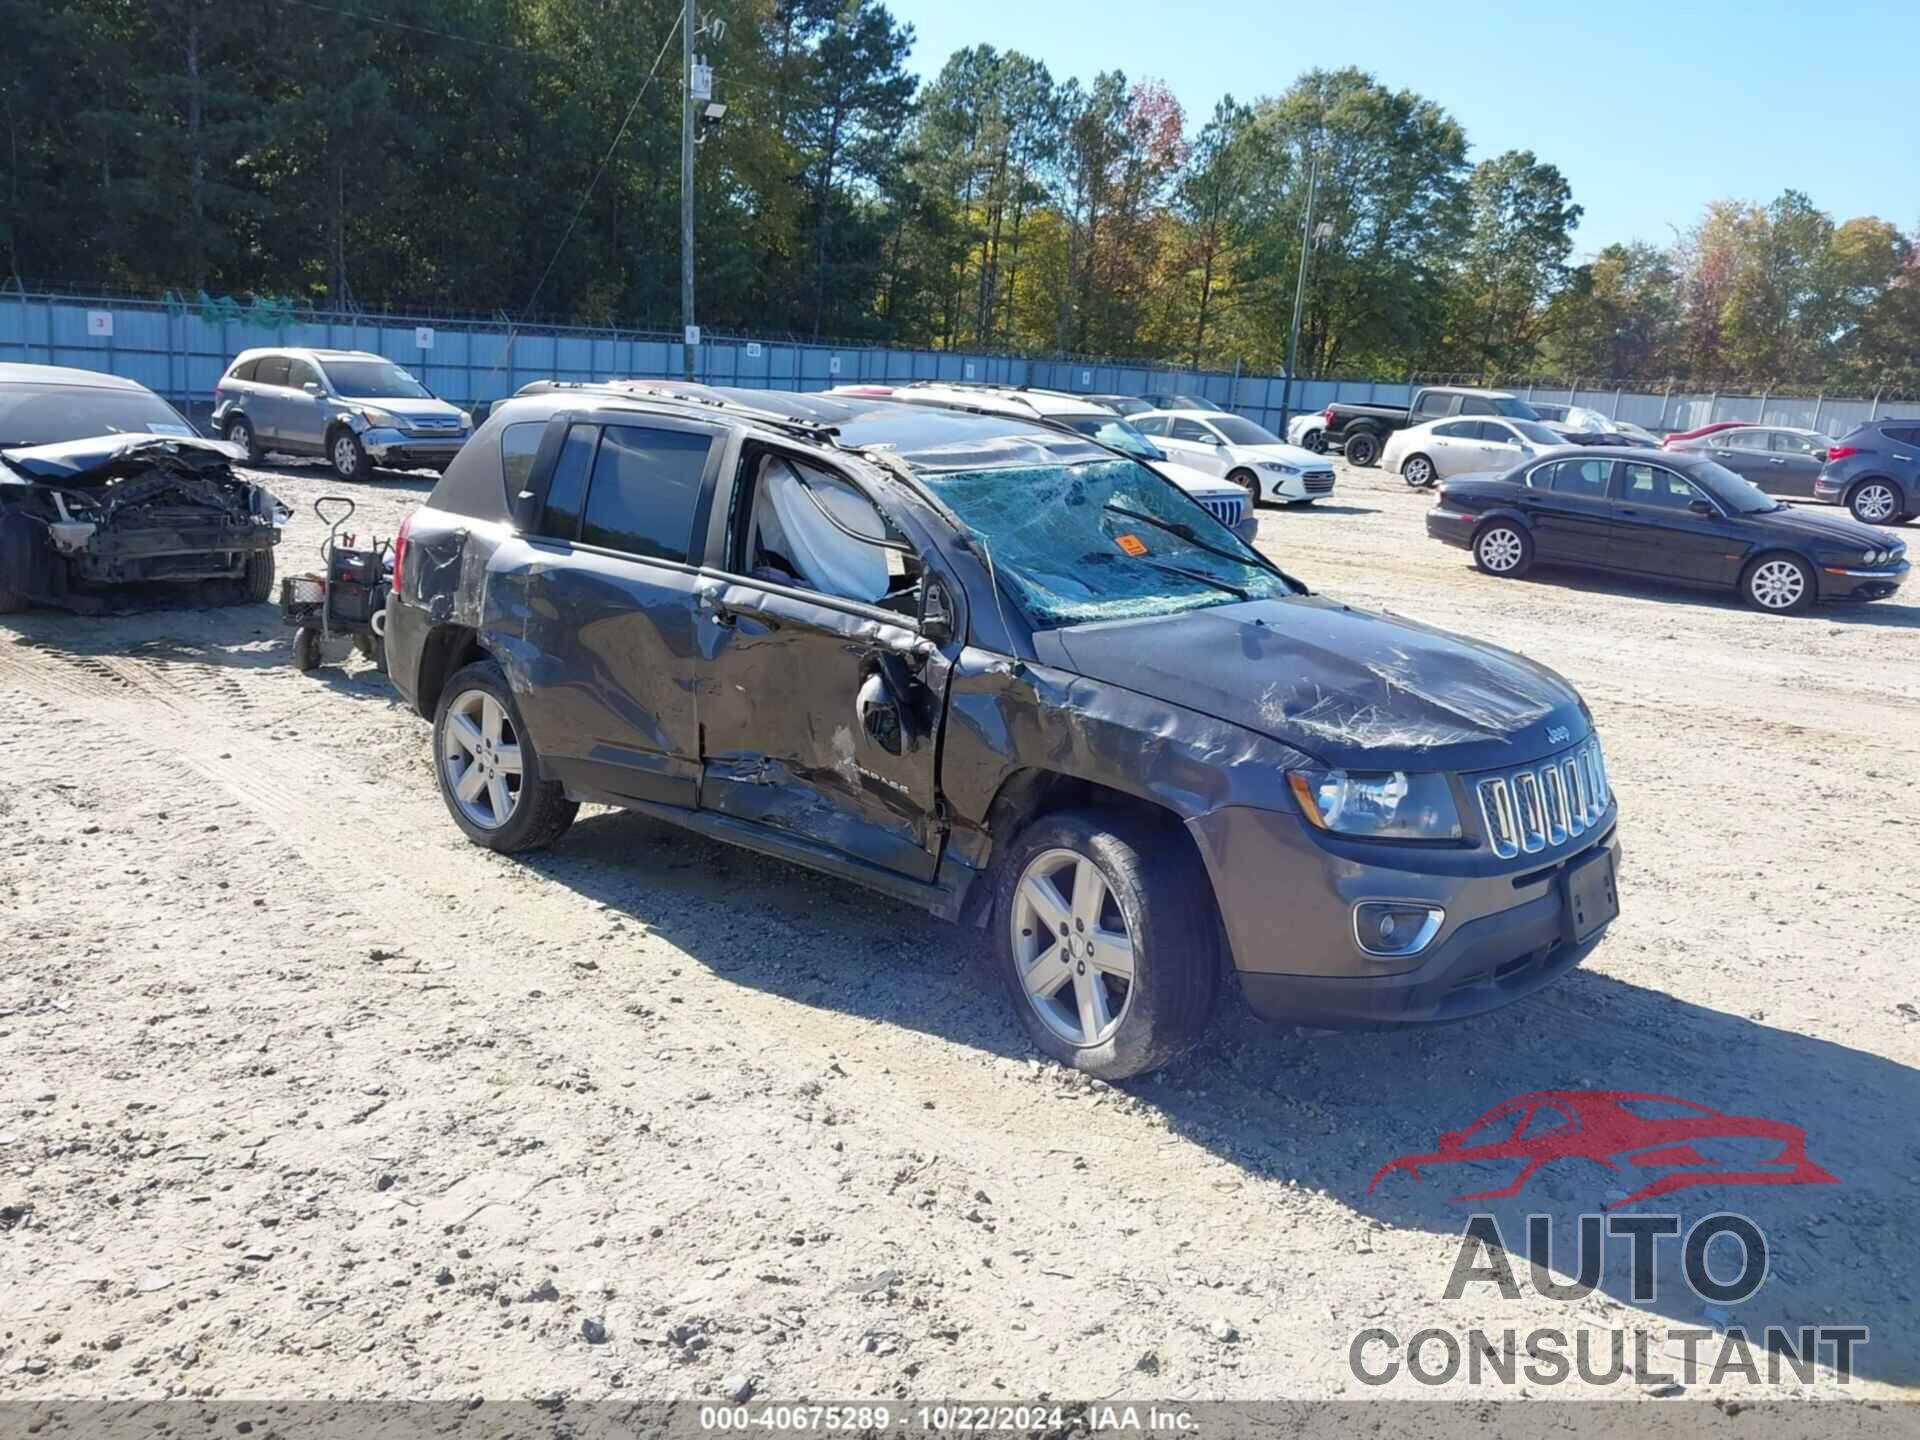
(693, 449), (956, 881)
(1520, 457), (1616, 566)
(1706, 427), (1769, 483)
(250, 353), (293, 442)
(1608, 461), (1740, 586)
(1422, 419), (1482, 476)
(508, 414), (724, 807)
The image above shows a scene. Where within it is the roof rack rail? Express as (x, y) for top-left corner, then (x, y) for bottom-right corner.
(515, 378), (844, 443)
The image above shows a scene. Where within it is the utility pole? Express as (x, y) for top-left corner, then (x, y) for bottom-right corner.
(1279, 149), (1319, 431)
(679, 0), (697, 380)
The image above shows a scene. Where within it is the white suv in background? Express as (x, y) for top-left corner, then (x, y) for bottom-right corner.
(847, 383), (1261, 542)
(1132, 410), (1337, 504)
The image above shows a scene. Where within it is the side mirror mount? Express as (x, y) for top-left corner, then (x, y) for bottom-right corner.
(303, 381), (325, 397)
(1687, 498), (1715, 517)
(920, 581), (955, 645)
(511, 488), (541, 533)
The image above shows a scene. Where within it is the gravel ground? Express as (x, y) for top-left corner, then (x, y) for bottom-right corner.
(1, 452), (1916, 1404)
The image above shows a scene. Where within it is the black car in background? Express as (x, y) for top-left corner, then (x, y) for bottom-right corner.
(1426, 448), (1907, 614)
(1666, 424), (1835, 499)
(1814, 419), (1920, 525)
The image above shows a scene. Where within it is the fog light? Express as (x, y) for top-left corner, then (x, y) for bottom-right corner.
(1353, 901), (1444, 958)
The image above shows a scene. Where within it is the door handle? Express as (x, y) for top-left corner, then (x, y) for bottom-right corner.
(701, 597), (737, 628)
(1768, 457), (1785, 465)
(1618, 506), (1639, 516)
(1895, 454), (1913, 463)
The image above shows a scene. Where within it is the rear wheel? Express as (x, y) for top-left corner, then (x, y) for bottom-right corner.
(1303, 429), (1328, 454)
(1228, 468), (1262, 506)
(433, 660), (577, 851)
(1402, 454), (1436, 489)
(1343, 431), (1381, 468)
(993, 809), (1219, 1080)
(1743, 553), (1814, 614)
(1473, 521), (1533, 578)
(224, 415), (263, 464)
(1847, 481), (1900, 525)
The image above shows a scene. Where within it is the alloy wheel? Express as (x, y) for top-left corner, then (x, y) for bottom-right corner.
(1852, 483), (1897, 523)
(1749, 558), (1807, 611)
(440, 688), (524, 829)
(334, 434), (360, 477)
(229, 421), (252, 453)
(1010, 848), (1136, 1047)
(1404, 457), (1433, 488)
(1478, 527), (1525, 573)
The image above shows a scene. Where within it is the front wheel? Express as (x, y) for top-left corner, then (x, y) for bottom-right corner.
(329, 428), (370, 483)
(1743, 553), (1814, 614)
(1228, 468), (1262, 506)
(241, 547), (276, 604)
(432, 659), (578, 851)
(1343, 431), (1381, 468)
(993, 809), (1220, 1081)
(1848, 481), (1900, 525)
(1402, 454), (1436, 489)
(1473, 521), (1533, 578)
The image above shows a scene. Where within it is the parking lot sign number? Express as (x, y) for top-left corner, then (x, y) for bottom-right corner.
(746, 342), (762, 359)
(87, 310), (113, 337)
(414, 327), (435, 350)
(965, 362), (977, 380)
(829, 356), (842, 375)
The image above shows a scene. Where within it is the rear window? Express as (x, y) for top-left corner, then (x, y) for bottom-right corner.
(578, 424), (713, 562)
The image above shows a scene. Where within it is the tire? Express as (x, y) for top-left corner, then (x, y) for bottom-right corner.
(224, 415), (263, 464)
(1227, 468), (1262, 506)
(1343, 431), (1381, 468)
(329, 427), (370, 483)
(432, 659), (577, 852)
(1846, 481), (1901, 525)
(992, 807), (1220, 1081)
(1402, 453), (1437, 489)
(292, 625), (322, 673)
(1303, 429), (1328, 454)
(1473, 521), (1533, 578)
(241, 547), (276, 604)
(1742, 552), (1814, 615)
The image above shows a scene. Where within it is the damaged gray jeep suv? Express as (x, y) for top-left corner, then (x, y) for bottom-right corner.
(386, 383), (1620, 1078)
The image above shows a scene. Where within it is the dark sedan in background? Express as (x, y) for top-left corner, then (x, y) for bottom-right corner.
(1425, 448), (1907, 614)
(1665, 424), (1835, 499)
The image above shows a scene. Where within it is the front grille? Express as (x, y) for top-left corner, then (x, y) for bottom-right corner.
(1474, 738), (1610, 859)
(401, 415), (461, 434)
(1201, 496), (1245, 529)
(1303, 471), (1336, 494)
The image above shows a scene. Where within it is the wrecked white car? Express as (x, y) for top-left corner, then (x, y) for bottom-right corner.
(0, 364), (285, 613)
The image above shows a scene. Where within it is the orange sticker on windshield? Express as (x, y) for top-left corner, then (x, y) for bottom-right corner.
(1115, 533), (1149, 557)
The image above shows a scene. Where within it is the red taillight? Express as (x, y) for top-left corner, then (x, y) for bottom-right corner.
(1825, 445), (1857, 462)
(1322, 407), (1335, 424)
(390, 510), (413, 600)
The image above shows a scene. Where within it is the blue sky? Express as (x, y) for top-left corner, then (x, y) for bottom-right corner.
(888, 0), (1920, 258)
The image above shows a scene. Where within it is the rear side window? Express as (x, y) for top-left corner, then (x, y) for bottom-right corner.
(228, 359), (259, 383)
(1433, 420), (1476, 439)
(539, 424), (598, 540)
(1882, 425), (1920, 446)
(500, 422), (545, 494)
(578, 424), (713, 562)
(1132, 416), (1168, 436)
(1460, 396), (1496, 416)
(254, 355), (291, 387)
(1412, 392), (1454, 419)
(1538, 458), (1611, 497)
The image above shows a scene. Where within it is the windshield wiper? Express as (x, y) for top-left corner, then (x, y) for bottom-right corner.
(1135, 558), (1250, 602)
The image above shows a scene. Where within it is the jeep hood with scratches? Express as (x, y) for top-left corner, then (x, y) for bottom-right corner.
(1033, 596), (1590, 774)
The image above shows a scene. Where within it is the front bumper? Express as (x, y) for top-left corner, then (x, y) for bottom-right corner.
(68, 523), (278, 583)
(360, 427), (469, 469)
(1187, 804), (1621, 1029)
(1816, 558), (1908, 601)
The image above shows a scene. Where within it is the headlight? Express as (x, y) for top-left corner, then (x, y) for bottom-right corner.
(1258, 461), (1300, 474)
(360, 407), (401, 429)
(458, 410), (473, 430)
(1288, 769), (1463, 840)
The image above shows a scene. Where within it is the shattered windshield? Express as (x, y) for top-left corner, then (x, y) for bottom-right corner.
(922, 458), (1295, 628)
(0, 385), (197, 449)
(1058, 415), (1166, 461)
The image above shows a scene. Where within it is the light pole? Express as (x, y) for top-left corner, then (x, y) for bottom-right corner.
(680, 0), (698, 380)
(1279, 150), (1330, 432)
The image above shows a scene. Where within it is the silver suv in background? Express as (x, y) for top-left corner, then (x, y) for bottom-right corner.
(211, 348), (472, 481)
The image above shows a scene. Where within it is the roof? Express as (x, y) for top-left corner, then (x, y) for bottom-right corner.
(1424, 385), (1518, 398)
(886, 382), (1114, 420)
(0, 362), (153, 392)
(499, 382), (1111, 471)
(231, 346), (384, 361)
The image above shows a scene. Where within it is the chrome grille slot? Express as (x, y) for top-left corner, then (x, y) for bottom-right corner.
(1474, 737), (1610, 859)
(1303, 471), (1336, 493)
(1202, 497), (1244, 528)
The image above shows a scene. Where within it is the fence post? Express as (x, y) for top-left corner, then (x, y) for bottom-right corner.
(1229, 355), (1241, 412)
(1661, 378), (1673, 428)
(1611, 386), (1623, 420)
(1811, 392), (1824, 434)
(1758, 385), (1771, 424)
(1709, 387), (1719, 424)
(1871, 387), (1883, 420)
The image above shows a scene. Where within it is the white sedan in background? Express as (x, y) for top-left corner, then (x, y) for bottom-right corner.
(1133, 410), (1336, 504)
(1381, 415), (1573, 488)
